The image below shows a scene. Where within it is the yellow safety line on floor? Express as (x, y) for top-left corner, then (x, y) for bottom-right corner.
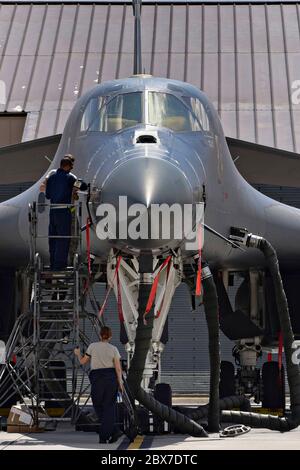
(127, 435), (144, 450)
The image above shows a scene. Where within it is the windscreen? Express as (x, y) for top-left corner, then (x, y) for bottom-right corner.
(80, 92), (143, 133)
(148, 92), (208, 132)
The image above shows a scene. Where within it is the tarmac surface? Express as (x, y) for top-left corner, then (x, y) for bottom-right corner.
(0, 398), (299, 451)
(0, 424), (300, 450)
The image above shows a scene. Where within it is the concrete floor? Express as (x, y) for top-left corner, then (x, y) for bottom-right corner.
(0, 397), (298, 451)
(0, 425), (300, 450)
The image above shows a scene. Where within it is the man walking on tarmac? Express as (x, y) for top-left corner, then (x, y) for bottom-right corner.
(45, 156), (86, 271)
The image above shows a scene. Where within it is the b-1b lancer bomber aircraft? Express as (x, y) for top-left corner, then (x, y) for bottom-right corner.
(0, 0), (300, 437)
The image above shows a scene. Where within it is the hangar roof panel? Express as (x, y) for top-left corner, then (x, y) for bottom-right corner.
(0, 1), (299, 153)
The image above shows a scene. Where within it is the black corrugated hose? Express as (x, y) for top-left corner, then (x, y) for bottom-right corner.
(173, 267), (250, 428)
(174, 395), (251, 422)
(126, 237), (300, 434)
(221, 235), (300, 431)
(126, 278), (208, 437)
(201, 265), (220, 432)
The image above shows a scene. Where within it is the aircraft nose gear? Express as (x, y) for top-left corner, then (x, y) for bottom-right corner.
(220, 424), (251, 438)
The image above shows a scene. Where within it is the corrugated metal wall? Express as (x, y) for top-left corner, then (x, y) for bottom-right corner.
(254, 183), (300, 209)
(0, 181), (33, 202)
(0, 2), (299, 151)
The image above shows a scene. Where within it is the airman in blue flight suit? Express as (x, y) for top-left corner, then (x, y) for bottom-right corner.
(45, 156), (86, 271)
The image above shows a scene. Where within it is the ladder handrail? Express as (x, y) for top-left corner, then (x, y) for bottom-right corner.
(28, 201), (83, 266)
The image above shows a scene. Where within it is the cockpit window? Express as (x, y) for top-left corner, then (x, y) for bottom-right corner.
(80, 92), (143, 133)
(182, 96), (211, 132)
(148, 92), (204, 132)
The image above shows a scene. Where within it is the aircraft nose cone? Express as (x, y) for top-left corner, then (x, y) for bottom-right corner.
(97, 157), (200, 253)
(101, 157), (193, 207)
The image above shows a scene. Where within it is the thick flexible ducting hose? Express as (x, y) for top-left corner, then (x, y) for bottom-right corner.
(220, 235), (300, 432)
(201, 267), (220, 432)
(136, 387), (207, 434)
(126, 283), (153, 397)
(126, 280), (208, 437)
(258, 238), (300, 422)
(174, 395), (251, 422)
(221, 409), (296, 431)
(165, 265), (221, 431)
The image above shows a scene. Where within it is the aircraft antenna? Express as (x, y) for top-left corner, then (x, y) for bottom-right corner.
(132, 0), (142, 74)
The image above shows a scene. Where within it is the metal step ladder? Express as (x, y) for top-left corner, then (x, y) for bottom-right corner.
(0, 201), (103, 429)
(32, 256), (81, 425)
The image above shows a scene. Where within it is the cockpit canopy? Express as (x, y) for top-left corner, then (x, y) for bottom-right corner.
(80, 91), (211, 133)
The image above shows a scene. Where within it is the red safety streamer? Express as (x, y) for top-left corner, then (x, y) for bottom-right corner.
(195, 223), (202, 296)
(99, 256), (122, 318)
(155, 261), (172, 319)
(196, 257), (202, 296)
(116, 270), (124, 322)
(267, 353), (272, 362)
(278, 331), (283, 384)
(143, 256), (172, 324)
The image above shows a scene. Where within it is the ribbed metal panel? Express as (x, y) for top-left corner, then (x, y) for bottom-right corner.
(0, 2), (299, 152)
(254, 184), (300, 209)
(0, 181), (33, 202)
(160, 283), (235, 393)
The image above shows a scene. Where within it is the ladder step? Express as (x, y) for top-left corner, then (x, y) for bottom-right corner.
(40, 277), (74, 280)
(38, 329), (71, 333)
(40, 309), (74, 314)
(41, 277), (75, 280)
(40, 290), (74, 294)
(38, 398), (72, 402)
(41, 417), (71, 421)
(40, 289), (74, 293)
(39, 367), (69, 370)
(41, 304), (74, 309)
(41, 268), (75, 273)
(40, 274), (75, 280)
(41, 305), (74, 308)
(39, 286), (75, 291)
(39, 308), (73, 312)
(39, 319), (74, 323)
(39, 281), (75, 285)
(38, 378), (67, 382)
(39, 339), (69, 343)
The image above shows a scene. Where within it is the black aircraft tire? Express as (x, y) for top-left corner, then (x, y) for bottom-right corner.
(262, 361), (286, 410)
(154, 383), (172, 407)
(219, 361), (235, 399)
(153, 383), (172, 434)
